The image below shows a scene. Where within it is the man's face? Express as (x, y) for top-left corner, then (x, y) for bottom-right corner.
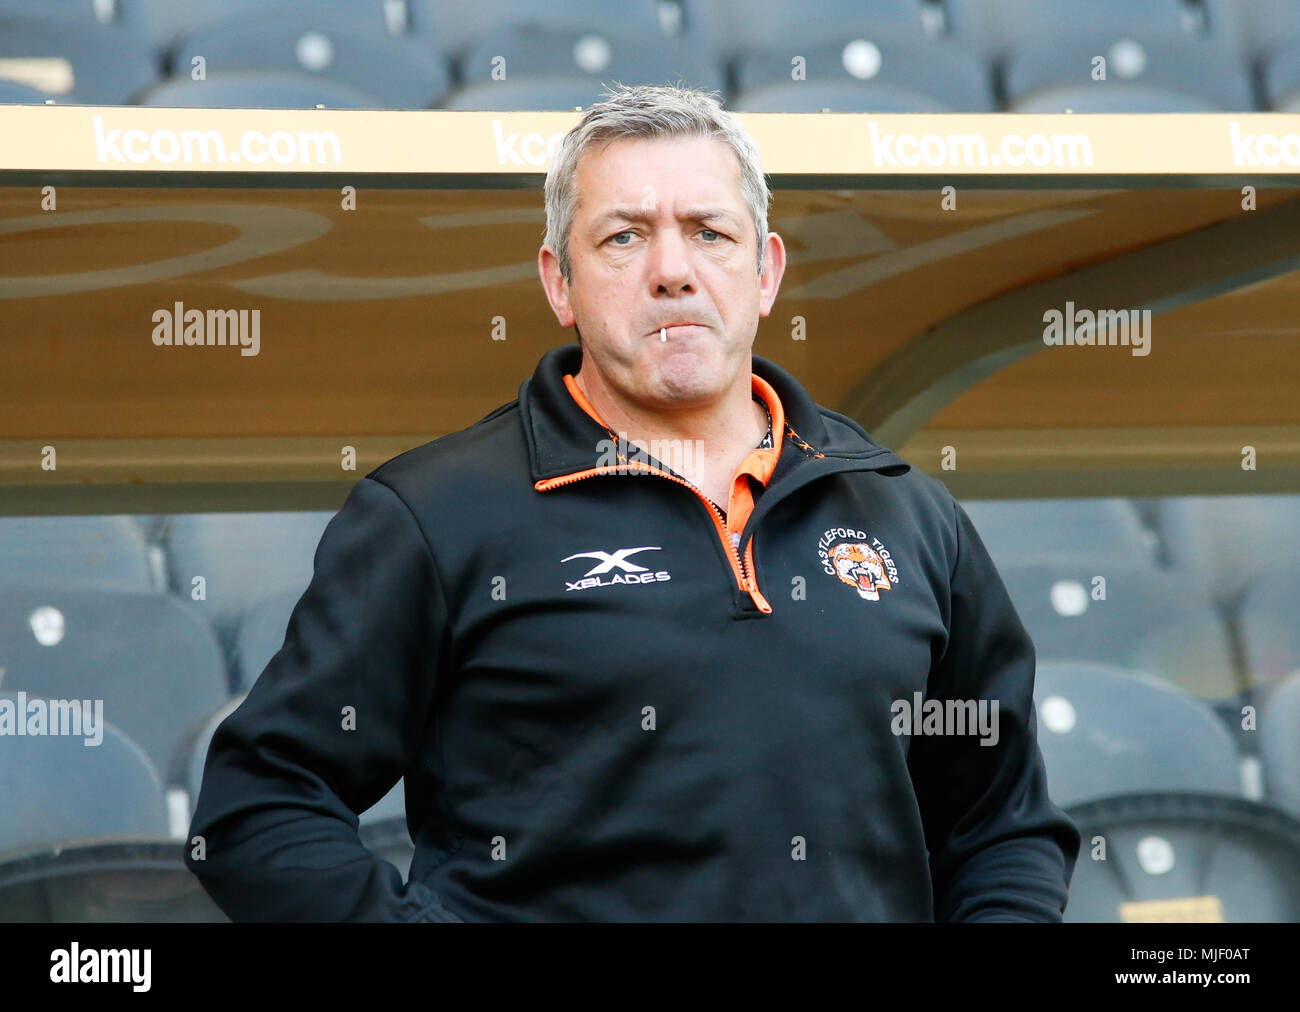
(539, 134), (784, 412)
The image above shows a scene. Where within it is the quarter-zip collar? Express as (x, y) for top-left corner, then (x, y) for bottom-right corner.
(520, 342), (912, 483)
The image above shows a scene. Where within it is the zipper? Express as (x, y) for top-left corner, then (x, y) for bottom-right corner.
(535, 463), (773, 614)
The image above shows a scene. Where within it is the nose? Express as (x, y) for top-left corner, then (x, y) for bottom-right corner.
(647, 225), (694, 296)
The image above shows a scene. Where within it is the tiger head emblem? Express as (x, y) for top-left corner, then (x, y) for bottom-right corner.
(830, 542), (892, 602)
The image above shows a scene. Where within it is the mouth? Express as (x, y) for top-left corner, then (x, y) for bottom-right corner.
(649, 323), (706, 339)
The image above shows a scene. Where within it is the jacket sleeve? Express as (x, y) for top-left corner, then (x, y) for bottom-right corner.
(183, 475), (463, 922)
(906, 498), (1081, 922)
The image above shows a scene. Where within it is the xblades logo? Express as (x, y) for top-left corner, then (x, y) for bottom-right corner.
(562, 546), (672, 592)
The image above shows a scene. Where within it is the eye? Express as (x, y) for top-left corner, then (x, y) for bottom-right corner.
(607, 230), (636, 246)
(699, 228), (722, 242)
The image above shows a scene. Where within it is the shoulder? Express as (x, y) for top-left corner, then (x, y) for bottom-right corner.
(365, 398), (527, 512)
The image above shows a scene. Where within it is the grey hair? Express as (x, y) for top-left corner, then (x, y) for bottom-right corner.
(543, 82), (772, 287)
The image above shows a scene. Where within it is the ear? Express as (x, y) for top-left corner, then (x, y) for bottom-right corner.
(756, 231), (787, 319)
(538, 244), (576, 327)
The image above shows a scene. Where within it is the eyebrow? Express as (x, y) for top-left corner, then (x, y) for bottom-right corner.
(587, 206), (743, 238)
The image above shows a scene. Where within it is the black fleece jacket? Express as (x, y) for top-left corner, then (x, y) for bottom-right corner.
(185, 343), (1080, 922)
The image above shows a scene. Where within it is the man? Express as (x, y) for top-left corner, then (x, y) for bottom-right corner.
(186, 83), (1080, 922)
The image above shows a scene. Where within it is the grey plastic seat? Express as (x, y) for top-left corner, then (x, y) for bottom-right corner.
(1063, 792), (1300, 922)
(680, 0), (939, 64)
(0, 839), (227, 922)
(0, 585), (229, 775)
(0, 12), (158, 104)
(407, 0), (666, 59)
(1033, 662), (1242, 809)
(1260, 671), (1300, 820)
(735, 33), (993, 112)
(457, 25), (724, 96)
(0, 79), (54, 104)
(1239, 569), (1300, 701)
(138, 69), (385, 108)
(959, 497), (1154, 568)
(732, 80), (954, 113)
(0, 693), (169, 856)
(999, 557), (1240, 701)
(130, 0), (401, 57)
(161, 509), (334, 649)
(173, 5), (451, 110)
(0, 515), (154, 590)
(946, 0), (1240, 57)
(442, 77), (611, 111)
(0, 0), (185, 60)
(1158, 495), (1300, 605)
(233, 586), (305, 692)
(1005, 34), (1254, 112)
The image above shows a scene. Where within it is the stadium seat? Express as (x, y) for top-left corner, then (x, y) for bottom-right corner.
(169, 693), (243, 808)
(680, 0), (942, 64)
(0, 1), (157, 43)
(0, 514), (154, 590)
(945, 0), (1240, 59)
(998, 557), (1242, 702)
(1063, 792), (1300, 922)
(233, 587), (305, 692)
(0, 839), (227, 921)
(456, 25), (724, 96)
(138, 70), (386, 109)
(1156, 495), (1300, 604)
(733, 33), (993, 112)
(1033, 662), (1242, 809)
(0, 692), (169, 855)
(443, 77), (616, 111)
(407, 0), (667, 60)
(0, 585), (229, 775)
(1260, 670), (1300, 820)
(1238, 569), (1300, 701)
(1004, 35), (1255, 112)
(0, 79), (52, 104)
(958, 497), (1155, 568)
(160, 509), (334, 656)
(1263, 41), (1300, 111)
(0, 13), (159, 105)
(731, 80), (955, 113)
(172, 5), (451, 110)
(132, 0), (403, 59)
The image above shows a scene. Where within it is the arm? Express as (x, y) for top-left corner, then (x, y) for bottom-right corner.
(184, 475), (462, 922)
(906, 499), (1081, 922)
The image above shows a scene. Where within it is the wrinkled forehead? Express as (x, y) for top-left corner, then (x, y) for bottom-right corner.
(571, 134), (745, 224)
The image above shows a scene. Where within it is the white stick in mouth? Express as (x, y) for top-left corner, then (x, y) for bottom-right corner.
(660, 327), (667, 343)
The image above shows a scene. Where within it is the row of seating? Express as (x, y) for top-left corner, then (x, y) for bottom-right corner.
(5, 494), (1296, 602)
(7, 495), (1296, 665)
(0, 564), (1289, 773)
(5, 1), (1300, 111)
(4, 664), (1299, 920)
(9, 1), (1300, 65)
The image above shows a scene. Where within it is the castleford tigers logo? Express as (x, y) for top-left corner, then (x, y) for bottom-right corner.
(817, 527), (900, 602)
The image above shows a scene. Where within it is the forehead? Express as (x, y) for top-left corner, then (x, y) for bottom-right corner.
(572, 134), (745, 216)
